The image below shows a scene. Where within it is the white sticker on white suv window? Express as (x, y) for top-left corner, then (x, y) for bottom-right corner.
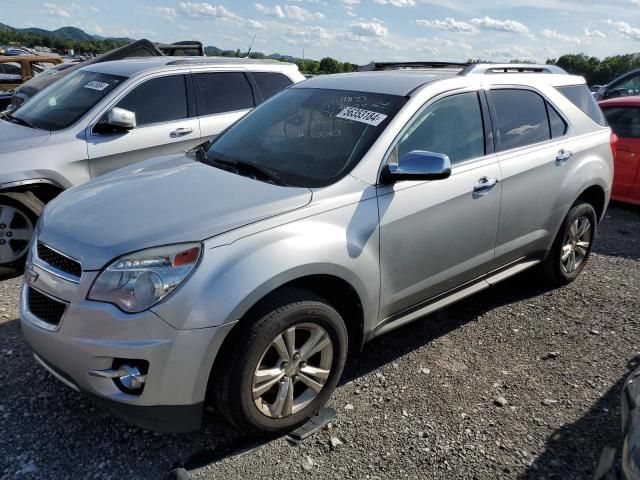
(83, 81), (110, 91)
(336, 107), (388, 126)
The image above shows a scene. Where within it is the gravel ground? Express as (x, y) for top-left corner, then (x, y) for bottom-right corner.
(0, 203), (638, 480)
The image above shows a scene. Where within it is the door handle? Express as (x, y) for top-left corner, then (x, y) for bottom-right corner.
(473, 177), (499, 196)
(556, 149), (573, 165)
(171, 127), (194, 137)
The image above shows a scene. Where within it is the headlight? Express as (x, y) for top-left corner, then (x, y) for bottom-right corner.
(88, 243), (202, 313)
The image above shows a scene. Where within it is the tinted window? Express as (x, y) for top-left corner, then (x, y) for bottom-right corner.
(116, 75), (188, 126)
(253, 72), (293, 101)
(196, 72), (254, 115)
(12, 70), (126, 131)
(556, 85), (606, 126)
(547, 103), (567, 138)
(491, 89), (550, 151)
(602, 107), (640, 138)
(207, 88), (405, 187)
(2, 63), (21, 75)
(398, 92), (485, 164)
(606, 74), (640, 99)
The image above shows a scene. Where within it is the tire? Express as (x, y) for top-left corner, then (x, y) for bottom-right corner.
(212, 287), (348, 436)
(0, 196), (37, 273)
(541, 201), (597, 286)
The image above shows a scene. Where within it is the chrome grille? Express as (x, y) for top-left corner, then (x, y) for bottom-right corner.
(27, 288), (67, 327)
(37, 243), (82, 278)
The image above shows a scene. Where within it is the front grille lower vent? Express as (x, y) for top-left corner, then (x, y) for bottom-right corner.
(27, 288), (67, 327)
(37, 243), (82, 278)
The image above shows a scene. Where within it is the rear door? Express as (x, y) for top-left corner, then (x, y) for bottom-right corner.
(601, 105), (640, 199)
(87, 73), (200, 178)
(488, 88), (572, 265)
(193, 71), (256, 143)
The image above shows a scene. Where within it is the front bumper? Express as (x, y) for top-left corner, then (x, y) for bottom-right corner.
(20, 277), (235, 433)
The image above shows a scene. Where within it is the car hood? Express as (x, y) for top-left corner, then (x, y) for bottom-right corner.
(39, 155), (313, 270)
(0, 119), (50, 153)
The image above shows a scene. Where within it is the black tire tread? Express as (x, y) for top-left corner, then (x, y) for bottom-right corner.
(211, 287), (346, 435)
(541, 200), (597, 286)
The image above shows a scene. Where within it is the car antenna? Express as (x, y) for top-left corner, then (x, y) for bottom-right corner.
(245, 33), (256, 58)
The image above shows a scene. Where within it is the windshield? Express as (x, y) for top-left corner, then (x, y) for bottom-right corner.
(206, 88), (406, 188)
(11, 69), (126, 131)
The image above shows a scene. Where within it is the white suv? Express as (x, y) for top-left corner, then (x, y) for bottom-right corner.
(0, 57), (304, 271)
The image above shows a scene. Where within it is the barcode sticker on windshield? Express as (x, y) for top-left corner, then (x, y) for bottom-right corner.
(83, 81), (110, 91)
(336, 107), (388, 126)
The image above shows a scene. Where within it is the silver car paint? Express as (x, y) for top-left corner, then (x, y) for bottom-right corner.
(20, 71), (614, 415)
(37, 155), (313, 270)
(0, 59), (305, 191)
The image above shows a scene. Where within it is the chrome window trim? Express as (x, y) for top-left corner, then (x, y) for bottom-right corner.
(377, 86), (495, 186)
(485, 84), (572, 154)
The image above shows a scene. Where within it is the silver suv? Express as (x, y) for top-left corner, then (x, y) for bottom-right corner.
(20, 64), (614, 435)
(0, 57), (304, 271)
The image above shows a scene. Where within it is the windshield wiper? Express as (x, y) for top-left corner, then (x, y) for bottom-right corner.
(1, 112), (37, 130)
(207, 156), (289, 187)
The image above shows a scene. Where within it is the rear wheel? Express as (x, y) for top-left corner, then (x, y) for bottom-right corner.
(0, 196), (36, 272)
(212, 288), (348, 436)
(541, 201), (597, 285)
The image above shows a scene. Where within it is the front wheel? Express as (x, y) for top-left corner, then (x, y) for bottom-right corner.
(212, 288), (348, 436)
(541, 201), (597, 285)
(0, 196), (37, 273)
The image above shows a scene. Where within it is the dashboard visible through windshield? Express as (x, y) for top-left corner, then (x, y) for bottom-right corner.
(207, 88), (406, 188)
(11, 70), (126, 131)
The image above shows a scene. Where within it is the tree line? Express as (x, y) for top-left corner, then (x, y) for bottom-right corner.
(546, 53), (640, 86)
(5, 22), (639, 83)
(0, 27), (128, 55)
(209, 48), (358, 75)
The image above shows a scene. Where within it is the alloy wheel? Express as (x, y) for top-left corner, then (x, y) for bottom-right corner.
(252, 323), (333, 419)
(0, 204), (34, 265)
(560, 214), (592, 274)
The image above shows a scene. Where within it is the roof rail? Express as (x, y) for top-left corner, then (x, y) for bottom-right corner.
(359, 61), (469, 72)
(460, 63), (568, 75)
(165, 57), (286, 66)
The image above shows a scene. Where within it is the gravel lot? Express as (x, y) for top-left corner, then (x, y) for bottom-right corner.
(1, 203), (638, 480)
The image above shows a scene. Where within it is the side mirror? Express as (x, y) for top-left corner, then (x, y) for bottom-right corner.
(381, 150), (452, 184)
(94, 107), (136, 134)
(107, 107), (136, 129)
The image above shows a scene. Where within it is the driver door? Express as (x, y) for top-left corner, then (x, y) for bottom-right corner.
(87, 74), (200, 178)
(377, 90), (502, 320)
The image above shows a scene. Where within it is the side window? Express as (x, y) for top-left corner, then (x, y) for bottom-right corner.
(547, 103), (567, 138)
(556, 84), (607, 126)
(602, 107), (640, 138)
(252, 72), (293, 101)
(490, 89), (551, 151)
(607, 75), (640, 99)
(116, 75), (188, 126)
(397, 92), (485, 165)
(4, 63), (22, 75)
(195, 72), (254, 115)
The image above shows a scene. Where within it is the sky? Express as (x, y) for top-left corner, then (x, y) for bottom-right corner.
(3, 0), (640, 64)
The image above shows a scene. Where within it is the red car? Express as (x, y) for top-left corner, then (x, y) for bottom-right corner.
(599, 97), (640, 205)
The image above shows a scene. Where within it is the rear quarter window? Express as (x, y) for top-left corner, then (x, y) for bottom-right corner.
(252, 72), (293, 101)
(556, 85), (606, 126)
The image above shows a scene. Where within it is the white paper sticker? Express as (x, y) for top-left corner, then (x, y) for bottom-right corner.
(336, 107), (388, 126)
(83, 81), (110, 91)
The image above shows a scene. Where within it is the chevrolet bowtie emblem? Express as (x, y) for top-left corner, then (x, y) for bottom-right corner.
(24, 267), (39, 284)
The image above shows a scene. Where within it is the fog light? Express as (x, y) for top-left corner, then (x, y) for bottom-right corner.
(88, 364), (148, 392)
